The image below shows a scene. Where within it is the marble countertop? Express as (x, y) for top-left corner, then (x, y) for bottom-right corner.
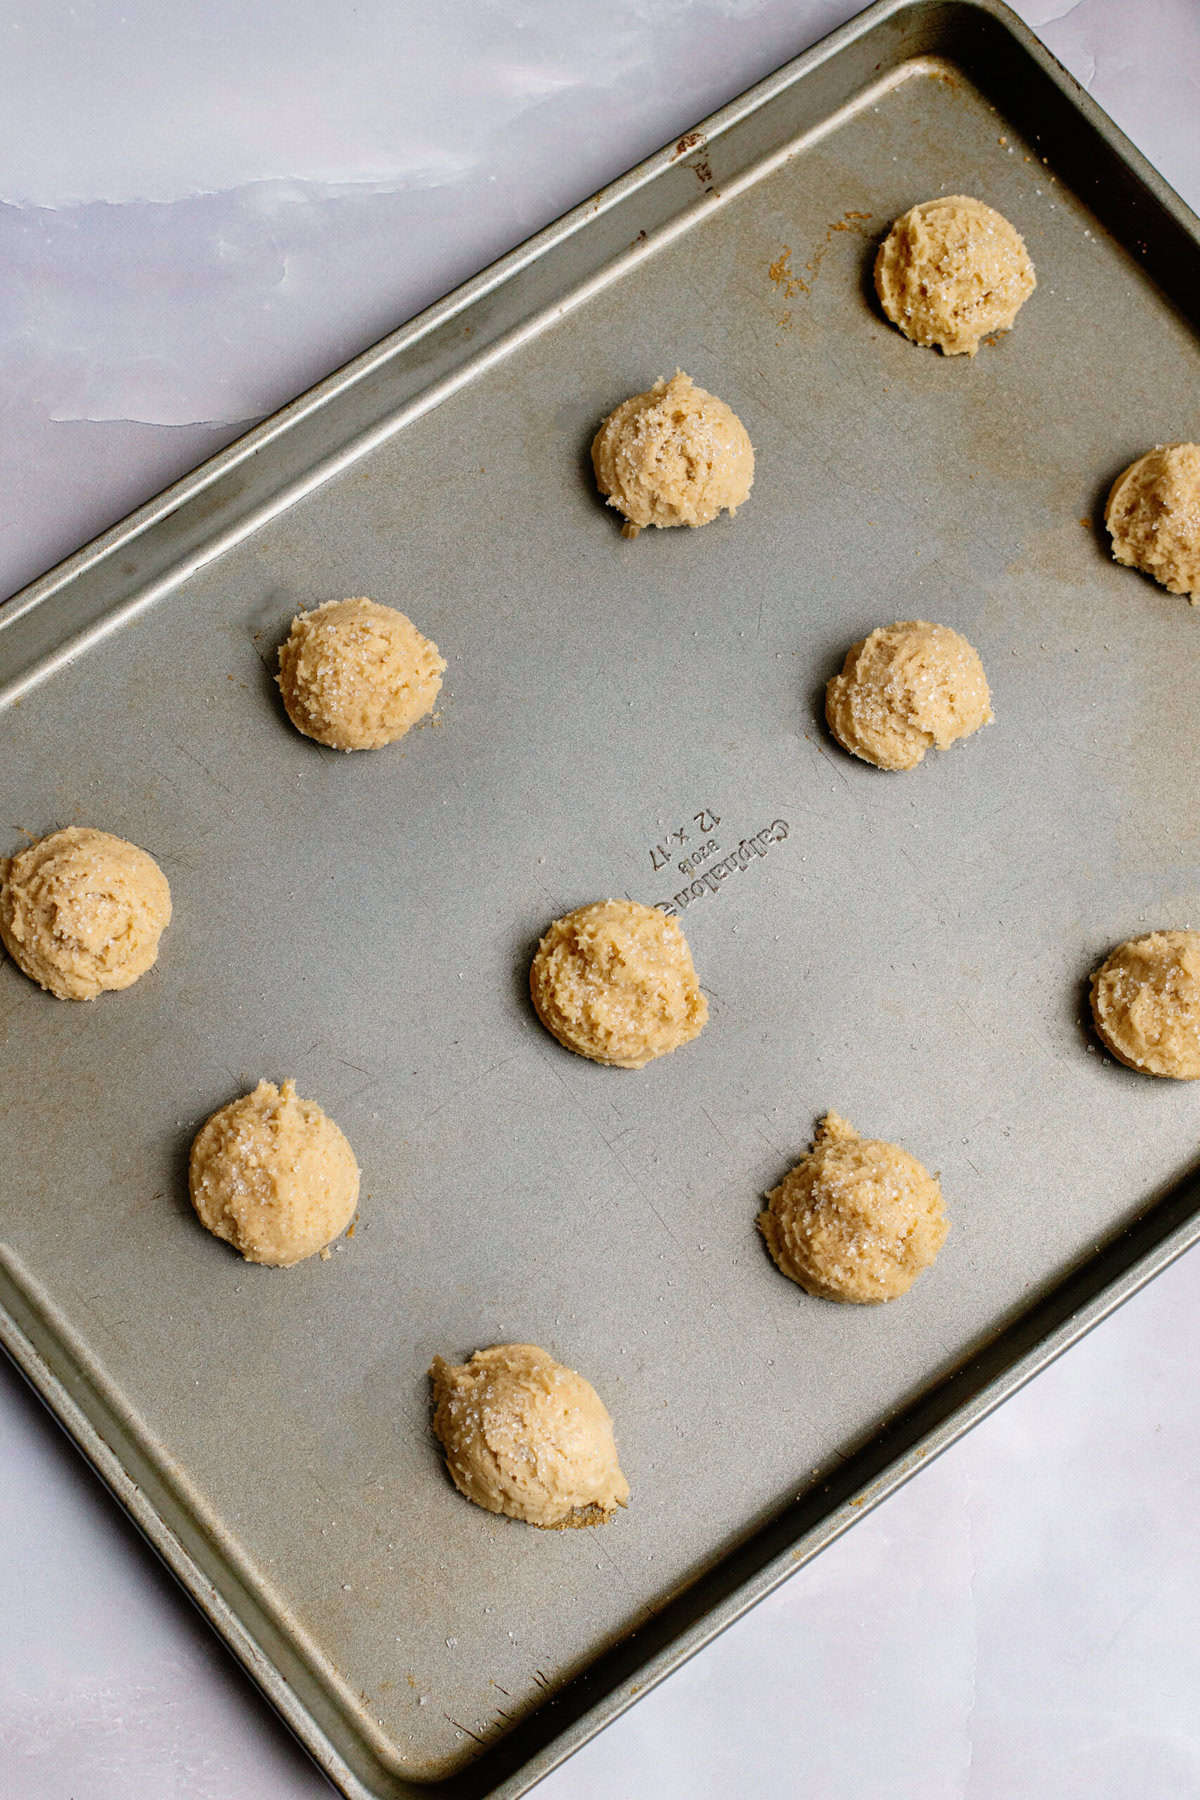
(3, 3), (1200, 1796)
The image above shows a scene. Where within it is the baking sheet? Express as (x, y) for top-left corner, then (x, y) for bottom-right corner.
(3, 3), (1200, 1796)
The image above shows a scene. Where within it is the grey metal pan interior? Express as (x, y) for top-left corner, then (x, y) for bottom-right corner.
(3, 2), (1200, 1795)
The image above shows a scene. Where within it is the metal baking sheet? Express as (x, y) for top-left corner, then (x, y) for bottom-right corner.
(3, 2), (1200, 1795)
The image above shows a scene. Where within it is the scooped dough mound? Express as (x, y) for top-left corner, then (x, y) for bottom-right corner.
(591, 371), (754, 536)
(530, 898), (707, 1069)
(1090, 930), (1200, 1079)
(0, 827), (171, 1000)
(826, 619), (992, 771)
(189, 1079), (360, 1266)
(1105, 443), (1200, 600)
(874, 196), (1036, 357)
(758, 1112), (948, 1304)
(277, 597), (446, 751)
(430, 1343), (630, 1528)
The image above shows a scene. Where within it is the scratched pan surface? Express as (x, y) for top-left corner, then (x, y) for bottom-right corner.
(3, 2), (1200, 1795)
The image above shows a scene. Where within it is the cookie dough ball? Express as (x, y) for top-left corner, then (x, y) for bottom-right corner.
(825, 619), (992, 771)
(1090, 930), (1200, 1079)
(530, 898), (707, 1069)
(875, 196), (1036, 357)
(277, 597), (445, 751)
(591, 370), (754, 537)
(758, 1112), (948, 1304)
(0, 827), (171, 1000)
(1105, 443), (1200, 601)
(189, 1079), (360, 1266)
(430, 1343), (629, 1528)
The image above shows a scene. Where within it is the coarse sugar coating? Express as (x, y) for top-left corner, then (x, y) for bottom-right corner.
(429, 1343), (629, 1528)
(1090, 930), (1200, 1079)
(1105, 443), (1200, 601)
(874, 195), (1035, 357)
(276, 596), (445, 751)
(189, 1079), (360, 1266)
(529, 898), (707, 1068)
(591, 370), (754, 536)
(825, 620), (992, 771)
(758, 1112), (948, 1304)
(0, 827), (171, 1000)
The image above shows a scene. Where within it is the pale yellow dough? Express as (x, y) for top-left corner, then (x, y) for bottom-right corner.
(430, 1343), (629, 1528)
(591, 371), (754, 536)
(277, 597), (445, 751)
(189, 1079), (360, 1266)
(1105, 443), (1200, 601)
(826, 619), (992, 771)
(530, 898), (707, 1069)
(758, 1112), (948, 1304)
(875, 196), (1035, 357)
(0, 827), (171, 1000)
(1090, 930), (1200, 1079)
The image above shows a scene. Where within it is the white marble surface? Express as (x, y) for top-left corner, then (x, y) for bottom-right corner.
(2, 2), (1200, 1796)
